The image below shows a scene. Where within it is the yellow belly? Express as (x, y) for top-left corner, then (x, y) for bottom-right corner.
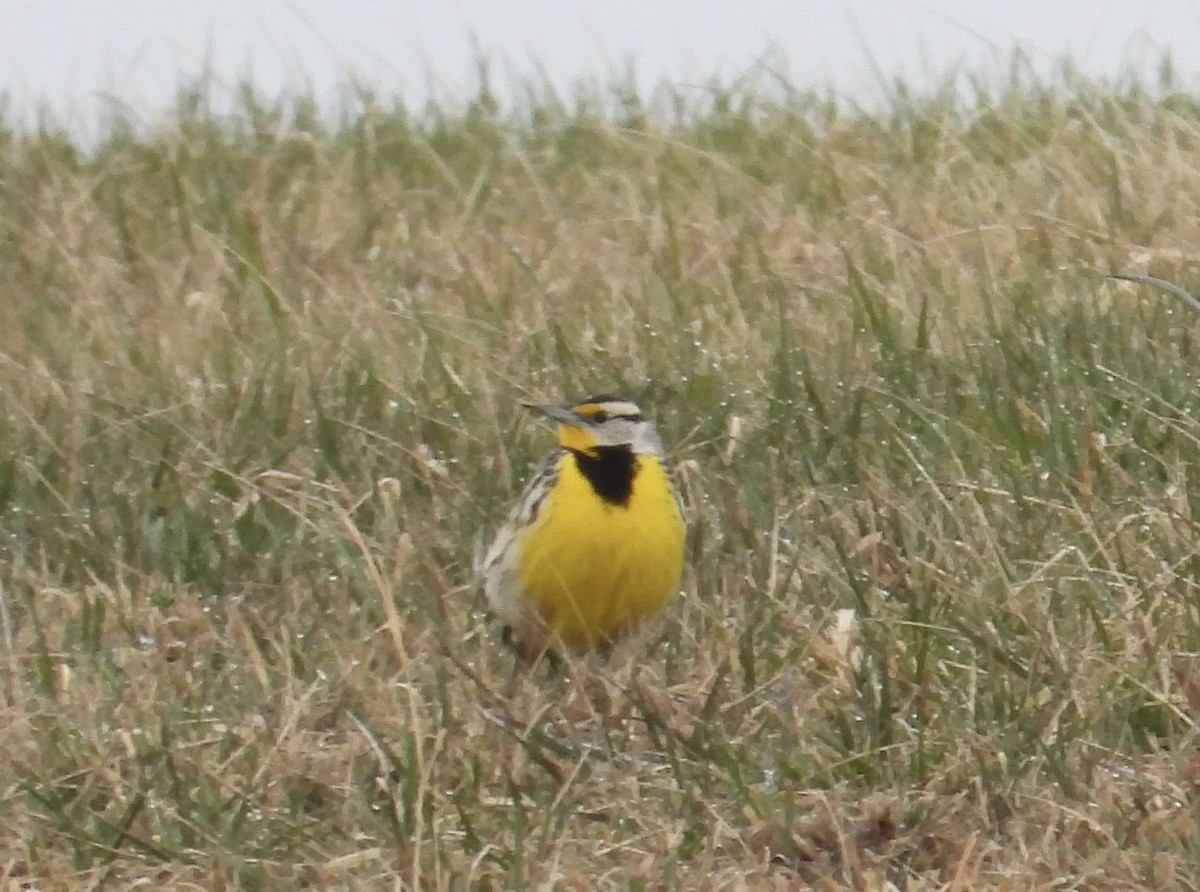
(516, 454), (684, 650)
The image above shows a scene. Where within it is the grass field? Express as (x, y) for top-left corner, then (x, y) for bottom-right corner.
(3, 65), (1200, 888)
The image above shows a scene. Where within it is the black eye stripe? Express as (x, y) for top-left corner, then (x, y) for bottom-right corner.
(589, 411), (645, 424)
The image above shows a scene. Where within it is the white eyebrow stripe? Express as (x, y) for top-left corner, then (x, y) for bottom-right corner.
(598, 400), (642, 416)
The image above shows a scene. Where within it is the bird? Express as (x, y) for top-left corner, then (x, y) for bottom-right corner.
(481, 394), (686, 658)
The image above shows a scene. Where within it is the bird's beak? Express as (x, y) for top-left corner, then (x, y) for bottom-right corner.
(522, 402), (585, 426)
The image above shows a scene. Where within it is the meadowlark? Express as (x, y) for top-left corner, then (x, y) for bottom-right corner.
(482, 395), (686, 657)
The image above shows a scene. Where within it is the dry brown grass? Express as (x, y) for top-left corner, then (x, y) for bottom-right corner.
(2, 72), (1200, 888)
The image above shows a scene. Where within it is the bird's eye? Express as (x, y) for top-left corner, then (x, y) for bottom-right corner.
(591, 410), (609, 423)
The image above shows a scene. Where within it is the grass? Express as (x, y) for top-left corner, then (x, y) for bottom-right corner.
(3, 64), (1200, 887)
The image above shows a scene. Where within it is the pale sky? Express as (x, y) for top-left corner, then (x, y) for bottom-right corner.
(2, 1), (1197, 128)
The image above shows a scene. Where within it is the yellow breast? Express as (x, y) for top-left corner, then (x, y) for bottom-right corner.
(516, 453), (684, 650)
